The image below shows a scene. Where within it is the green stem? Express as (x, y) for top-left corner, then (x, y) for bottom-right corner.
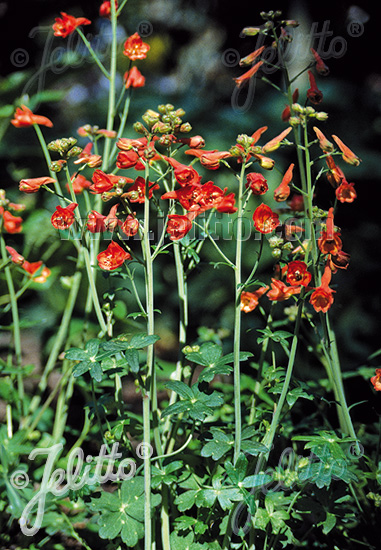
(0, 234), (24, 418)
(25, 267), (83, 424)
(233, 161), (246, 464)
(76, 28), (110, 80)
(33, 124), (64, 200)
(101, 0), (118, 172)
(83, 247), (107, 335)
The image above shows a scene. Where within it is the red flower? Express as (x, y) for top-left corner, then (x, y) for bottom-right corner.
(97, 241), (131, 270)
(281, 89), (299, 122)
(185, 149), (231, 170)
(335, 181), (357, 203)
(326, 155), (345, 188)
(161, 182), (232, 213)
(67, 174), (91, 194)
(99, 0), (118, 18)
(166, 215), (193, 241)
(246, 173), (268, 195)
(121, 214), (139, 237)
(309, 265), (335, 313)
(311, 48), (329, 75)
(89, 170), (132, 194)
(0, 209), (23, 233)
(328, 250), (350, 273)
(274, 163), (294, 202)
(262, 128), (292, 154)
(123, 177), (159, 203)
(5, 246), (25, 265)
(253, 154), (275, 170)
(123, 32), (150, 60)
(11, 105), (53, 128)
(253, 204), (280, 234)
(267, 279), (301, 301)
(318, 208), (342, 255)
(164, 156), (202, 187)
(116, 150), (145, 170)
(371, 369), (381, 391)
(332, 135), (361, 166)
(234, 61), (264, 88)
(240, 287), (269, 313)
(53, 12), (91, 38)
(286, 261), (312, 286)
(313, 126), (334, 152)
(176, 135), (205, 148)
(73, 142), (102, 168)
(307, 70), (323, 105)
(239, 46), (266, 67)
(87, 210), (107, 233)
(51, 203), (78, 230)
(22, 261), (51, 284)
(124, 66), (145, 89)
(19, 176), (56, 193)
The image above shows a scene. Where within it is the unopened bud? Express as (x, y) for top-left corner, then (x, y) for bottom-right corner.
(269, 236), (284, 248)
(67, 146), (83, 158)
(179, 122), (192, 133)
(240, 26), (261, 36)
(315, 111), (328, 121)
(133, 121), (148, 134)
(152, 121), (172, 134)
(289, 116), (301, 127)
(271, 248), (282, 259)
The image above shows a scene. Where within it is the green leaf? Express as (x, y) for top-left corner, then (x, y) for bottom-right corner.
(65, 348), (89, 361)
(162, 383), (223, 422)
(124, 349), (140, 373)
(201, 428), (234, 461)
(184, 342), (223, 366)
(321, 511), (336, 534)
(175, 489), (200, 512)
(89, 361), (102, 382)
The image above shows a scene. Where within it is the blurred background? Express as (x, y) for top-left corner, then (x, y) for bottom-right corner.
(0, 0), (380, 415)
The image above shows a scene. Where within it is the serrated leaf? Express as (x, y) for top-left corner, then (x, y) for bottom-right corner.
(201, 429), (234, 461)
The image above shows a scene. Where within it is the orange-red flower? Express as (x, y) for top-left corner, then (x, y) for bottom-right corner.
(123, 32), (150, 60)
(325, 155), (345, 188)
(313, 126), (334, 152)
(22, 261), (51, 284)
(53, 12), (91, 38)
(246, 173), (268, 195)
(19, 176), (56, 193)
(67, 174), (92, 194)
(328, 250), (350, 273)
(318, 207), (343, 256)
(185, 149), (231, 170)
(253, 154), (275, 170)
(51, 203), (78, 230)
(274, 163), (294, 202)
(123, 177), (159, 203)
(267, 279), (301, 301)
(176, 135), (205, 148)
(309, 265), (335, 313)
(5, 246), (25, 265)
(335, 181), (357, 203)
(286, 260), (312, 287)
(73, 142), (102, 168)
(166, 215), (193, 241)
(89, 170), (132, 194)
(124, 66), (145, 89)
(281, 89), (299, 122)
(97, 241), (131, 270)
(215, 192), (237, 213)
(307, 70), (323, 105)
(161, 182), (233, 213)
(11, 105), (53, 128)
(311, 48), (329, 75)
(0, 208), (23, 233)
(253, 204), (280, 234)
(239, 46), (265, 66)
(371, 369), (381, 391)
(234, 60), (264, 88)
(240, 287), (269, 313)
(121, 214), (139, 237)
(86, 204), (120, 233)
(99, 0), (118, 18)
(164, 156), (202, 187)
(262, 128), (292, 154)
(332, 135), (361, 166)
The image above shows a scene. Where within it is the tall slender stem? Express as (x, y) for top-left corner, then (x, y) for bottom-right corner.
(233, 161), (246, 464)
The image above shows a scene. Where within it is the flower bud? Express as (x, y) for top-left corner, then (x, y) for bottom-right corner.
(66, 146), (83, 158)
(50, 160), (66, 172)
(269, 236), (284, 248)
(272, 248), (282, 259)
(315, 111), (328, 121)
(179, 122), (192, 133)
(240, 26), (261, 36)
(289, 116), (301, 127)
(133, 121), (148, 134)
